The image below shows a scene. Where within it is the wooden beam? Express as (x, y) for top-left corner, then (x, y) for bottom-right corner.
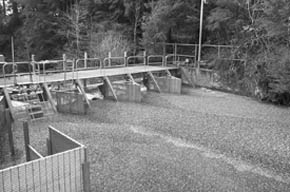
(75, 79), (91, 107)
(2, 87), (15, 120)
(42, 83), (57, 113)
(127, 73), (135, 83)
(104, 76), (118, 101)
(147, 71), (161, 93)
(165, 69), (172, 77)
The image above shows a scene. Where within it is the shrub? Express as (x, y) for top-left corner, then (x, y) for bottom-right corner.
(88, 31), (132, 59)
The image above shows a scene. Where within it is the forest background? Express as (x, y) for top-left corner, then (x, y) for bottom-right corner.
(0, 0), (290, 104)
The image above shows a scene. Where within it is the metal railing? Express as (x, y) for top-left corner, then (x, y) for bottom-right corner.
(127, 55), (146, 66)
(147, 55), (164, 66)
(75, 58), (102, 70)
(103, 56), (126, 68)
(35, 59), (75, 82)
(2, 61), (34, 86)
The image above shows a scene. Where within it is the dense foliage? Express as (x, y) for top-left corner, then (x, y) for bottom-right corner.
(0, 0), (290, 104)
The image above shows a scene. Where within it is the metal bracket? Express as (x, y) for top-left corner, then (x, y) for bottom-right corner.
(75, 79), (91, 107)
(147, 71), (161, 93)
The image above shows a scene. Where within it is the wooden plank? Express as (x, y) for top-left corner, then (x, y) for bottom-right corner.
(32, 160), (41, 192)
(63, 152), (71, 192)
(18, 164), (26, 192)
(0, 171), (4, 192)
(42, 83), (57, 112)
(104, 76), (118, 101)
(82, 148), (90, 192)
(11, 167), (20, 192)
(45, 156), (54, 192)
(75, 79), (91, 108)
(25, 162), (34, 192)
(39, 159), (47, 192)
(147, 71), (161, 93)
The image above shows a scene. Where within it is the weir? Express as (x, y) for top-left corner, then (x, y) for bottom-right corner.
(0, 53), (187, 121)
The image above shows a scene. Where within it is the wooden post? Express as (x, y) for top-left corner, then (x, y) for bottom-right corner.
(23, 121), (30, 161)
(124, 51), (127, 67)
(82, 148), (91, 192)
(84, 52), (88, 69)
(46, 138), (52, 156)
(143, 51), (147, 65)
(108, 52), (112, 67)
(6, 110), (15, 156)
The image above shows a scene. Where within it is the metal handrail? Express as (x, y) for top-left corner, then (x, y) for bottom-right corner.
(147, 55), (164, 66)
(75, 57), (102, 79)
(75, 58), (102, 70)
(127, 55), (145, 66)
(103, 57), (125, 68)
(35, 59), (66, 83)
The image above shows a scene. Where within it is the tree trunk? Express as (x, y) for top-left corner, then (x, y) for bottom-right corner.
(2, 0), (6, 16)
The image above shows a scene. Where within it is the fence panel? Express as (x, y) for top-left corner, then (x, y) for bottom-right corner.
(0, 125), (88, 192)
(0, 147), (85, 192)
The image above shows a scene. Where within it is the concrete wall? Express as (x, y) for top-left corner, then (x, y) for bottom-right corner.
(104, 81), (143, 102)
(149, 76), (182, 94)
(56, 91), (88, 115)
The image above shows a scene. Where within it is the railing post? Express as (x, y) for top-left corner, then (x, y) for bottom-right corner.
(194, 44), (198, 68)
(63, 53), (67, 81)
(163, 43), (166, 57)
(108, 52), (112, 67)
(174, 43), (177, 65)
(31, 54), (36, 75)
(84, 52), (88, 69)
(143, 51), (147, 65)
(72, 58), (75, 79)
(63, 53), (67, 72)
(124, 51), (127, 67)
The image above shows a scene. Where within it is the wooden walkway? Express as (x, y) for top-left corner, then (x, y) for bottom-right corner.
(0, 65), (178, 87)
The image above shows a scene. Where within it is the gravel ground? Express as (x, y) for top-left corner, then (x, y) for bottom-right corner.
(1, 87), (290, 191)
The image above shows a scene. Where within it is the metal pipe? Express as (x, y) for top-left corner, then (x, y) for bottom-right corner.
(197, 0), (205, 73)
